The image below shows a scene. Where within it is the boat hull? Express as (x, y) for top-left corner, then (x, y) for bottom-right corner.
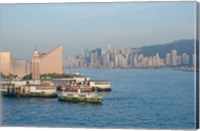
(92, 87), (111, 91)
(58, 96), (103, 104)
(1, 91), (57, 98)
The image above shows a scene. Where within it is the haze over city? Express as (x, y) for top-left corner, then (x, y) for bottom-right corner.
(0, 2), (198, 129)
(1, 2), (197, 60)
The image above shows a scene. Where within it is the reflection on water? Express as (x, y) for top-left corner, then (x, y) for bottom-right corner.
(98, 92), (111, 97)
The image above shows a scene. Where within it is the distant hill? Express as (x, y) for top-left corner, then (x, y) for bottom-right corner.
(134, 39), (195, 59)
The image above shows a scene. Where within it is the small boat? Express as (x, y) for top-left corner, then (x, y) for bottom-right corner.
(57, 88), (103, 104)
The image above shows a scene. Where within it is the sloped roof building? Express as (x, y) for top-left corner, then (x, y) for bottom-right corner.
(32, 45), (63, 80)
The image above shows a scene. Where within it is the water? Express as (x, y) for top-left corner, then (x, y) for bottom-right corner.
(1, 69), (196, 129)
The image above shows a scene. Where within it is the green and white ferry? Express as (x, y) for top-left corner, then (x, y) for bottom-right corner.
(57, 88), (103, 104)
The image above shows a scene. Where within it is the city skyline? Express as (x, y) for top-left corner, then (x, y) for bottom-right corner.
(0, 41), (195, 76)
(64, 44), (195, 68)
(1, 2), (197, 59)
(1, 38), (195, 61)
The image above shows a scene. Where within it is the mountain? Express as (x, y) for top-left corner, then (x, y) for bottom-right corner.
(134, 39), (196, 59)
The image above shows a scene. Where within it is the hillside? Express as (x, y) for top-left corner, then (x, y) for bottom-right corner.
(136, 39), (195, 59)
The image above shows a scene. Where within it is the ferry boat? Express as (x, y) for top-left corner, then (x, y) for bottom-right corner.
(56, 84), (93, 92)
(90, 80), (111, 91)
(57, 88), (103, 104)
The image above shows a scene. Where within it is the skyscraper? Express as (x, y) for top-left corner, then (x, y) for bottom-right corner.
(95, 48), (102, 66)
(192, 54), (196, 66)
(171, 49), (177, 66)
(166, 53), (171, 65)
(133, 53), (138, 67)
(95, 48), (102, 59)
(181, 53), (189, 65)
(177, 55), (182, 65)
(89, 50), (97, 67)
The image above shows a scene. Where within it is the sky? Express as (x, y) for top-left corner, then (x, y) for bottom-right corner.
(0, 2), (197, 60)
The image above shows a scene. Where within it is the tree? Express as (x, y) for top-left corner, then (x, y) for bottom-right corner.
(22, 74), (32, 80)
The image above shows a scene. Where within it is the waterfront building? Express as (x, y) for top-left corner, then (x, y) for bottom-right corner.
(114, 54), (119, 68)
(142, 57), (148, 68)
(155, 53), (161, 67)
(177, 55), (182, 65)
(0, 52), (15, 75)
(31, 45), (63, 80)
(148, 56), (153, 67)
(39, 45), (63, 74)
(14, 60), (30, 78)
(192, 54), (196, 66)
(0, 52), (30, 78)
(181, 53), (189, 65)
(64, 57), (72, 68)
(89, 50), (97, 67)
(166, 53), (171, 65)
(101, 52), (106, 68)
(129, 54), (134, 67)
(118, 54), (124, 67)
(96, 48), (102, 60)
(171, 49), (177, 66)
(32, 51), (40, 80)
(64, 57), (82, 68)
(63, 45), (193, 69)
(133, 53), (138, 67)
(1, 80), (57, 98)
(152, 56), (157, 67)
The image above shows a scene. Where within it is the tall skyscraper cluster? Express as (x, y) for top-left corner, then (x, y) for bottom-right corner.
(165, 49), (191, 66)
(64, 45), (194, 69)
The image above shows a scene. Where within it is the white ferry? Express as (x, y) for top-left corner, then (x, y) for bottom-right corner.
(89, 80), (111, 91)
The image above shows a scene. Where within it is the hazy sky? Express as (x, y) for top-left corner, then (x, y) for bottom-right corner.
(1, 2), (197, 60)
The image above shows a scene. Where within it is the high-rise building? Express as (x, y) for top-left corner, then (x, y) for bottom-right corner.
(155, 53), (161, 67)
(177, 55), (181, 65)
(133, 53), (138, 67)
(148, 56), (153, 67)
(95, 48), (102, 66)
(114, 54), (119, 67)
(129, 54), (133, 67)
(102, 53), (107, 67)
(192, 54), (196, 66)
(181, 53), (189, 65)
(171, 49), (177, 66)
(95, 48), (102, 59)
(84, 48), (89, 65)
(0, 52), (15, 75)
(89, 50), (97, 67)
(107, 45), (112, 51)
(166, 53), (171, 65)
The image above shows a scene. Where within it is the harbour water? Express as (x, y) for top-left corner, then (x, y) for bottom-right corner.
(1, 69), (196, 129)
